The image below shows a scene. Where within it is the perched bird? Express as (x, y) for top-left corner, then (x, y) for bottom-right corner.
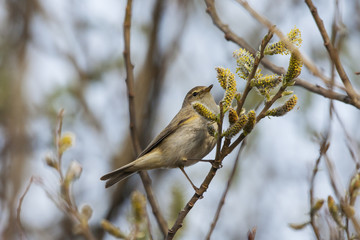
(101, 85), (219, 189)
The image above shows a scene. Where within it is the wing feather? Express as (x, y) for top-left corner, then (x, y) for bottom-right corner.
(138, 108), (195, 157)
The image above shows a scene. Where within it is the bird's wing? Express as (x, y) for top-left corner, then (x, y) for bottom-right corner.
(138, 108), (197, 157)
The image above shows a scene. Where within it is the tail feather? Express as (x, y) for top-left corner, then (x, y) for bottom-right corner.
(101, 151), (162, 188)
(100, 162), (137, 188)
(104, 171), (136, 188)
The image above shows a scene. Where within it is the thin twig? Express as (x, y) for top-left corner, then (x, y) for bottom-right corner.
(294, 79), (355, 108)
(16, 176), (39, 240)
(324, 154), (344, 201)
(122, 0), (168, 236)
(56, 112), (96, 240)
(332, 108), (360, 168)
(205, 140), (247, 240)
(309, 138), (330, 240)
(56, 108), (65, 180)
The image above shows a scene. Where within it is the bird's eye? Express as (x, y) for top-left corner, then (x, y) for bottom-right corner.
(192, 91), (199, 97)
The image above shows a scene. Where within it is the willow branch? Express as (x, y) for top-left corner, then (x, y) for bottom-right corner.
(237, 29), (274, 114)
(204, 0), (360, 109)
(304, 0), (359, 106)
(122, 0), (168, 235)
(236, 0), (329, 86)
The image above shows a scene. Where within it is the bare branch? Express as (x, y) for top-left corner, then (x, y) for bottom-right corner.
(122, 0), (168, 235)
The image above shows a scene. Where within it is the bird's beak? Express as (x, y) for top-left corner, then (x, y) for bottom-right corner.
(205, 84), (213, 93)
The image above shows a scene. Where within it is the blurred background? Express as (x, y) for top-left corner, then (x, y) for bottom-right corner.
(1, 0), (360, 239)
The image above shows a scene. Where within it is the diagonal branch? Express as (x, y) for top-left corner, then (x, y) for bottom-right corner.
(122, 0), (168, 236)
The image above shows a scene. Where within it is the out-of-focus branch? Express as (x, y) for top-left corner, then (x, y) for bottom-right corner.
(123, 0), (141, 155)
(16, 176), (37, 239)
(101, 0), (173, 237)
(247, 227), (257, 240)
(122, 0), (168, 236)
(304, 0), (360, 106)
(1, 0), (39, 238)
(309, 138), (330, 240)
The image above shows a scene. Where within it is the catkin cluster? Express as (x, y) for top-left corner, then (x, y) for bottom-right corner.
(192, 27), (302, 140)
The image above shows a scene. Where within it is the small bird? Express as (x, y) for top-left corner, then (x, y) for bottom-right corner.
(100, 85), (219, 189)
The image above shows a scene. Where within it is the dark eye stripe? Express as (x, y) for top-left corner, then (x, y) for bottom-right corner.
(192, 91), (198, 97)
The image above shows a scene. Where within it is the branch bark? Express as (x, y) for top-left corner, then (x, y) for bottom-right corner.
(122, 0), (168, 236)
(304, 0), (360, 106)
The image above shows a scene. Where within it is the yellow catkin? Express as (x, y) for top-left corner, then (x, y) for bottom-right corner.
(252, 75), (282, 100)
(311, 199), (324, 215)
(228, 108), (238, 125)
(233, 48), (254, 79)
(132, 191), (146, 223)
(284, 52), (303, 85)
(350, 173), (360, 196)
(264, 27), (302, 55)
(327, 196), (343, 227)
(222, 72), (236, 112)
(287, 27), (302, 48)
(264, 41), (287, 55)
(266, 95), (298, 117)
(251, 74), (282, 89)
(216, 67), (230, 89)
(235, 92), (241, 102)
(243, 110), (256, 136)
(192, 102), (218, 122)
(222, 114), (248, 138)
(58, 132), (75, 154)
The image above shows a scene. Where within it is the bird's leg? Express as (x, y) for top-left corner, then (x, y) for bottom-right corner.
(187, 158), (222, 169)
(179, 166), (202, 195)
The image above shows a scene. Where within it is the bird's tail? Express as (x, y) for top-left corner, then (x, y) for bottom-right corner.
(100, 162), (138, 188)
(101, 151), (162, 188)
